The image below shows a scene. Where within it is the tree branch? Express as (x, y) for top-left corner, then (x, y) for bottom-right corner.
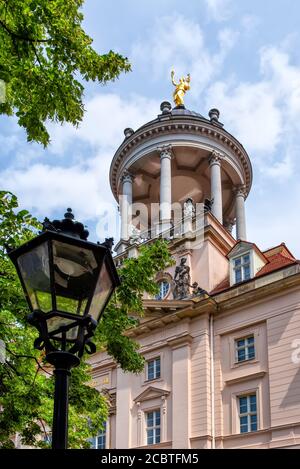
(6, 348), (53, 376)
(0, 18), (49, 43)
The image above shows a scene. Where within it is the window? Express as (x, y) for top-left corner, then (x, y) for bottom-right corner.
(147, 357), (161, 381)
(238, 394), (257, 433)
(233, 253), (251, 283)
(235, 335), (255, 362)
(146, 410), (161, 445)
(155, 280), (170, 300)
(89, 422), (107, 449)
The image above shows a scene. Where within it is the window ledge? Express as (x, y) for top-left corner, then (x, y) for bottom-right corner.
(142, 378), (163, 387)
(225, 370), (266, 386)
(137, 440), (172, 449)
(232, 357), (258, 369)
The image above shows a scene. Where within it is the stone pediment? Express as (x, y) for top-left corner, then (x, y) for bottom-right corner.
(134, 386), (170, 403)
(228, 241), (253, 258)
(228, 240), (268, 265)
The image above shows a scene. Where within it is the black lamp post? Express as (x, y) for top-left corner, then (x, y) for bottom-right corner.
(7, 209), (120, 449)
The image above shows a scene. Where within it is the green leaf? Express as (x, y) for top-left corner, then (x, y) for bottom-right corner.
(0, 0), (131, 146)
(0, 191), (172, 447)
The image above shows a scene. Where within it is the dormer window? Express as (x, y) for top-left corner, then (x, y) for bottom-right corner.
(233, 253), (251, 283)
(228, 241), (268, 287)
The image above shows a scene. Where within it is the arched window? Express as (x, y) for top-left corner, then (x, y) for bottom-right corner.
(155, 280), (170, 300)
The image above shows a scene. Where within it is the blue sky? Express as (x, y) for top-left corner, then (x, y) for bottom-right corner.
(1, 0), (300, 255)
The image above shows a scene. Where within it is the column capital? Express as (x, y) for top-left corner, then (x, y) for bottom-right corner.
(121, 170), (134, 184)
(209, 150), (223, 166)
(234, 185), (247, 198)
(157, 144), (173, 160)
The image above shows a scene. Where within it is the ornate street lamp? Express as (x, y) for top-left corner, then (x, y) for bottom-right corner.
(7, 209), (120, 449)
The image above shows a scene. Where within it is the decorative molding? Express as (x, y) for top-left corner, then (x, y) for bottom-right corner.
(167, 332), (193, 349)
(137, 440), (172, 449)
(157, 144), (172, 160)
(110, 120), (253, 200)
(155, 271), (173, 283)
(108, 392), (116, 415)
(224, 218), (236, 234)
(209, 150), (223, 166)
(134, 386), (170, 403)
(121, 170), (134, 184)
(225, 370), (267, 386)
(228, 240), (252, 258)
(234, 185), (247, 198)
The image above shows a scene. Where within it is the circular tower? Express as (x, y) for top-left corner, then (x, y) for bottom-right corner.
(110, 100), (252, 254)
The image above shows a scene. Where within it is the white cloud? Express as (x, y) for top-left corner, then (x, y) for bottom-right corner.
(205, 80), (282, 154)
(49, 93), (159, 155)
(264, 155), (293, 180)
(205, 44), (300, 165)
(205, 0), (233, 22)
(131, 14), (238, 98)
(241, 14), (260, 34)
(260, 46), (300, 123)
(0, 154), (111, 218)
(0, 92), (160, 241)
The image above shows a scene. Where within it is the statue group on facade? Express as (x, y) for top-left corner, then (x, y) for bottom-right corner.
(173, 257), (206, 300)
(173, 257), (191, 299)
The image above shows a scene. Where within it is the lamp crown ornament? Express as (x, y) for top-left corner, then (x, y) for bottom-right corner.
(42, 207), (89, 240)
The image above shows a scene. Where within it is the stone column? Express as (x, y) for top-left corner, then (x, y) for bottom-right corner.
(158, 145), (172, 232)
(161, 396), (167, 442)
(235, 186), (247, 240)
(137, 403), (142, 447)
(119, 171), (133, 241)
(209, 151), (223, 224)
(116, 367), (131, 448)
(168, 334), (192, 449)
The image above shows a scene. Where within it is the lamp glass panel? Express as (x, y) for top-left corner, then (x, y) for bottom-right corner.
(17, 242), (52, 312)
(89, 261), (113, 322)
(47, 316), (79, 341)
(52, 241), (98, 316)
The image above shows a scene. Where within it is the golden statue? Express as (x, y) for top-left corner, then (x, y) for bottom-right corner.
(171, 69), (191, 107)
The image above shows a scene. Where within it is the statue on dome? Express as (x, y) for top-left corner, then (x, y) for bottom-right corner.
(171, 69), (191, 107)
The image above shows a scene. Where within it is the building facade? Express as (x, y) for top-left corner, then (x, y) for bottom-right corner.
(89, 99), (300, 449)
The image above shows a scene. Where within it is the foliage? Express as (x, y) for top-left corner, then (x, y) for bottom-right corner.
(0, 192), (172, 448)
(0, 0), (131, 146)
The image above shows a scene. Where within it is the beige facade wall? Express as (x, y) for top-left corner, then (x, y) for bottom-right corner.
(90, 257), (300, 449)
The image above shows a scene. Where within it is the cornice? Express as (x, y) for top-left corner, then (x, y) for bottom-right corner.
(134, 386), (170, 403)
(214, 266), (300, 313)
(110, 116), (252, 201)
(166, 332), (193, 349)
(125, 268), (300, 339)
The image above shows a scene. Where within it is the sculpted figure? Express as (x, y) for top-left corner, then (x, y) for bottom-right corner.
(173, 257), (191, 299)
(171, 70), (191, 107)
(183, 198), (195, 218)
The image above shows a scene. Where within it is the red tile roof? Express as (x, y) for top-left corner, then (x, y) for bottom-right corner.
(255, 253), (296, 277)
(263, 243), (295, 261)
(210, 243), (298, 295)
(210, 277), (230, 294)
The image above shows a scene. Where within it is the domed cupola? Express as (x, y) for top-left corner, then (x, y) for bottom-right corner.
(110, 78), (252, 254)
